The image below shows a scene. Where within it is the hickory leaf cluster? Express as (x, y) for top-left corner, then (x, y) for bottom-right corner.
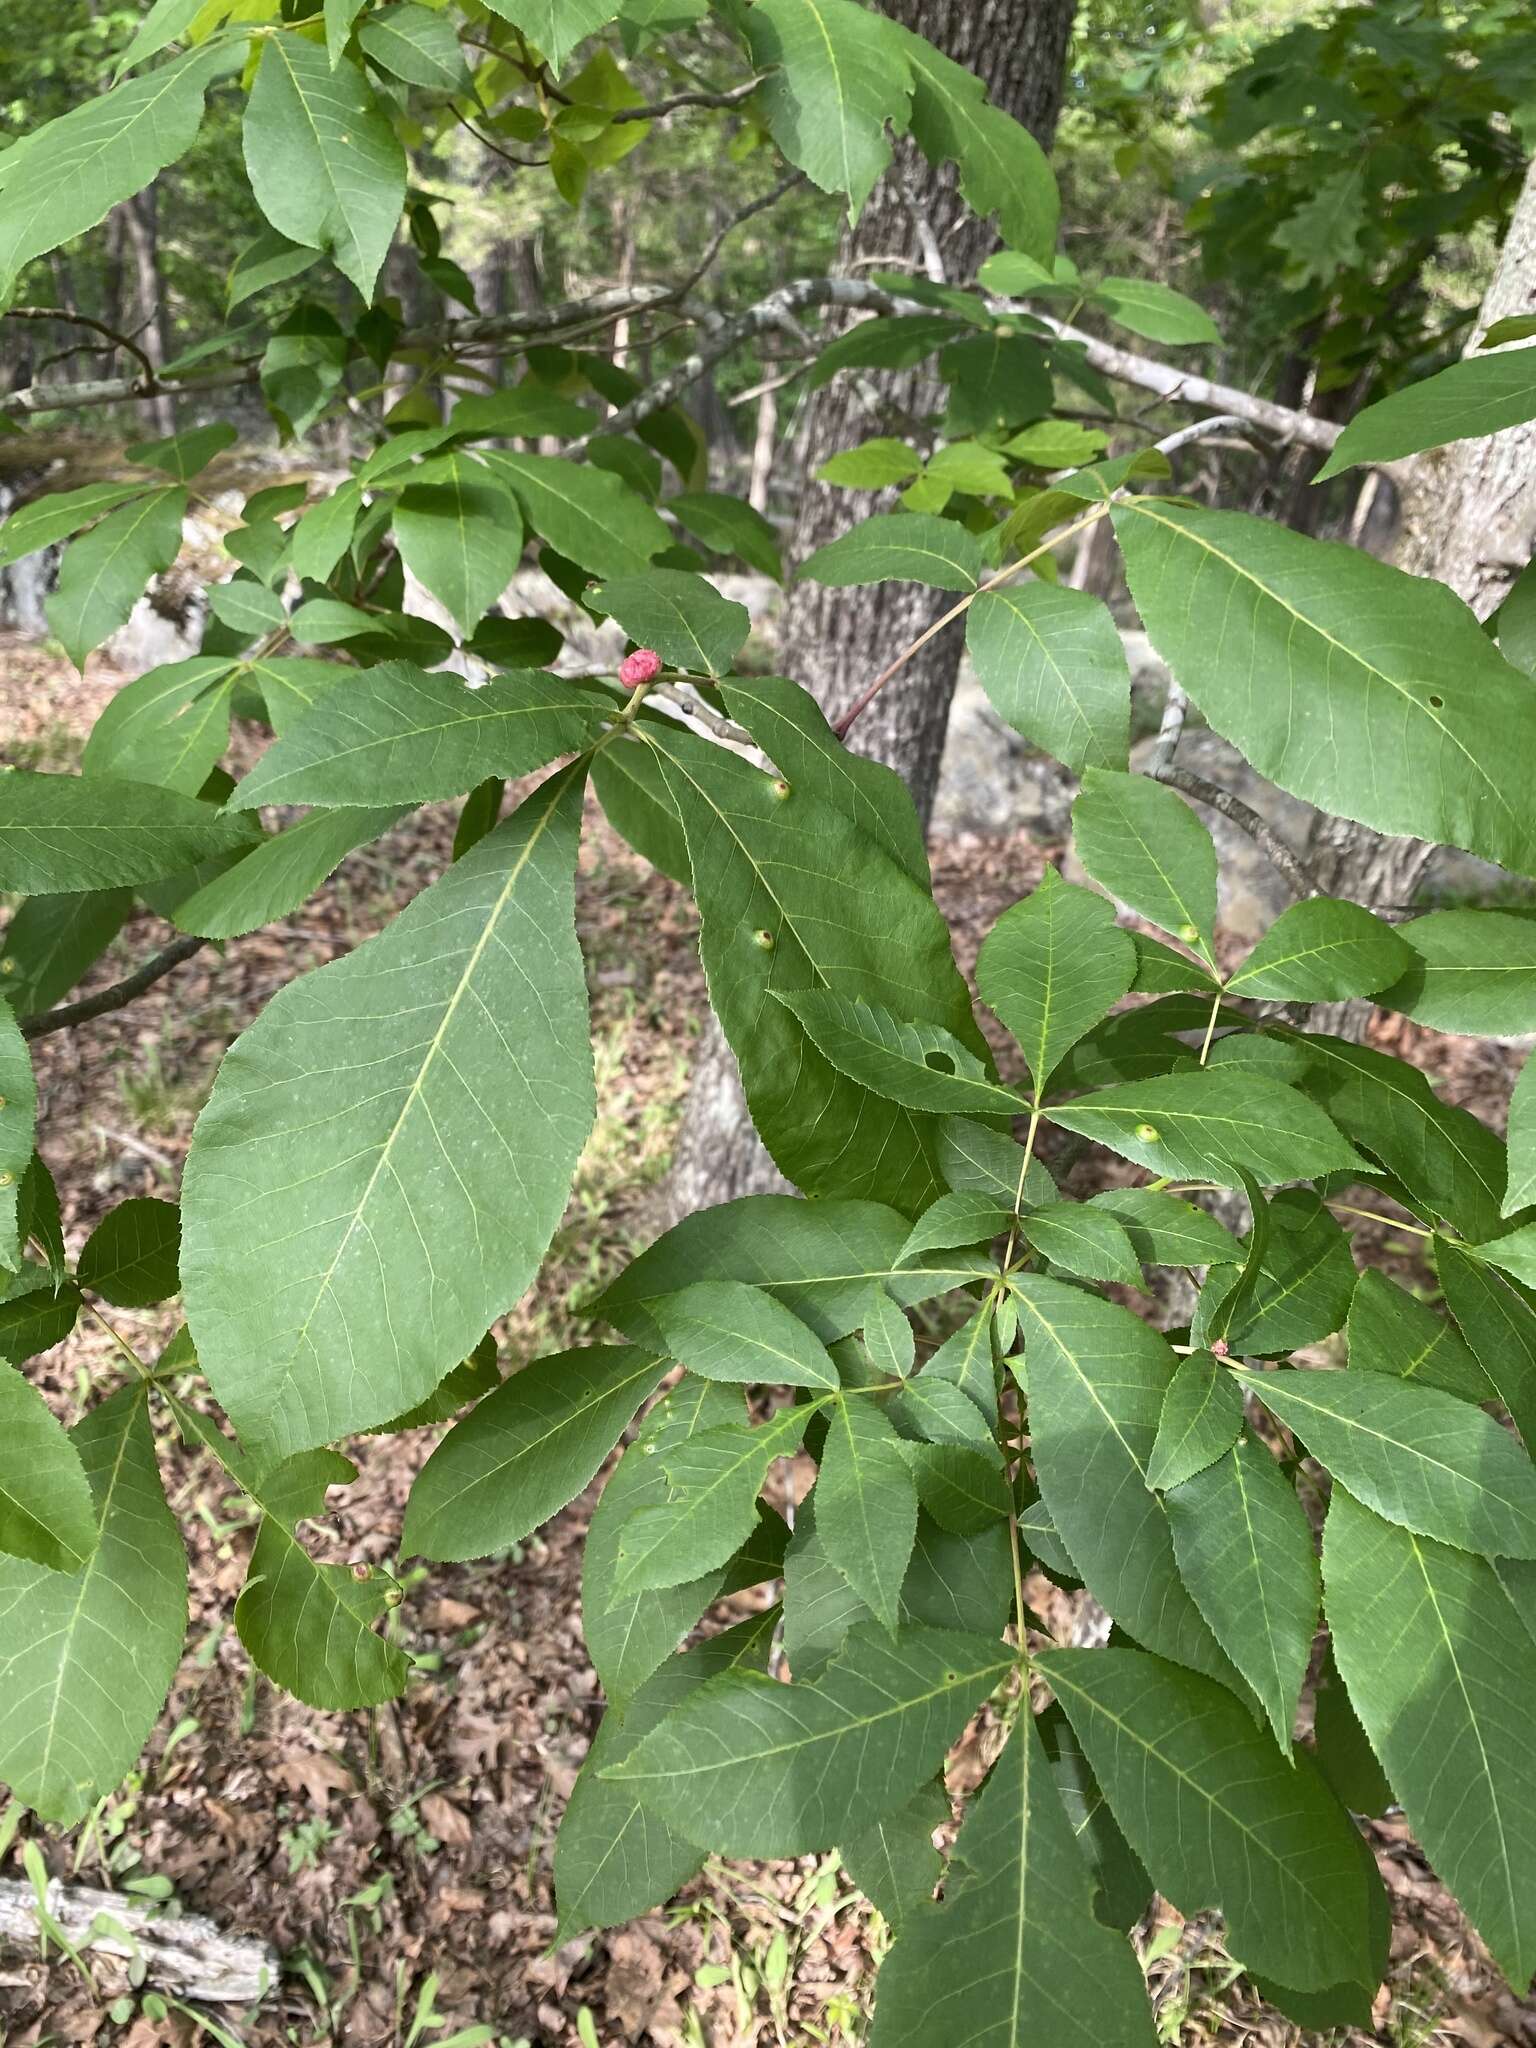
(7, 2), (1536, 2040)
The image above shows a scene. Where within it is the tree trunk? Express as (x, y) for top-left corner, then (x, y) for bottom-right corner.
(117, 190), (174, 436)
(666, 0), (1078, 1220)
(1301, 150), (1536, 1027)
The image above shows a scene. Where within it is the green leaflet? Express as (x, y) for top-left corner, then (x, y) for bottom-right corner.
(1227, 898), (1412, 1002)
(1508, 1053), (1536, 1216)
(799, 511), (985, 591)
(606, 1622), (1015, 1858)
(289, 480), (363, 582)
(1086, 1188), (1241, 1270)
(1071, 768), (1218, 963)
(1215, 1190), (1357, 1355)
(0, 998), (36, 1266)
(975, 869), (1136, 1094)
(818, 1395), (918, 1631)
(182, 766), (595, 1459)
(207, 576), (284, 642)
(47, 487), (187, 672)
(807, 313), (965, 391)
(403, 1346), (668, 1561)
(862, 1287), (916, 1378)
(1040, 1647), (1380, 1994)
(1318, 345), (1536, 477)
(1047, 1070), (1365, 1188)
(232, 662), (603, 808)
(555, 1610), (776, 1939)
(774, 990), (1024, 1117)
(0, 1386), (186, 1825)
(649, 1280), (840, 1390)
(1129, 932), (1218, 995)
(1038, 1704), (1154, 1933)
(1236, 1364), (1536, 1559)
(965, 584), (1130, 774)
(885, 21), (1059, 262)
(77, 1198), (180, 1308)
(1166, 1437), (1320, 1752)
(939, 333), (1052, 435)
(0, 1361), (96, 1573)
(900, 1440), (1008, 1536)
(1146, 1351), (1243, 1493)
(1093, 277), (1220, 346)
(243, 37), (406, 300)
(1377, 909), (1536, 1036)
(1013, 1277), (1237, 1686)
(615, 1402), (810, 1594)
(1114, 499), (1536, 879)
(393, 456), (525, 635)
(917, 1303), (998, 1416)
(1434, 1239), (1536, 1449)
(482, 450), (670, 578)
(744, 0), (913, 216)
(0, 481), (152, 569)
(840, 1777), (947, 1931)
(1021, 1202), (1141, 1286)
(171, 806), (407, 941)
(590, 569), (750, 677)
(592, 1193), (961, 1349)
(0, 1283), (80, 1365)
(82, 658), (236, 795)
(646, 722), (979, 1213)
(869, 1714), (1157, 2048)
(936, 1117), (1055, 1211)
(1324, 1487), (1536, 1986)
(668, 492), (782, 580)
(481, 0), (620, 75)
(0, 42), (230, 301)
(591, 731), (692, 883)
(719, 676), (927, 884)
(357, 4), (474, 92)
(1345, 1267), (1491, 1404)
(896, 1192), (1010, 1266)
(1284, 1031), (1507, 1241)
(0, 771), (251, 895)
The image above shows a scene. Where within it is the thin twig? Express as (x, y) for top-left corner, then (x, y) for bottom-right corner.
(610, 77), (762, 123)
(3, 305), (156, 383)
(451, 106), (548, 168)
(19, 935), (209, 1040)
(677, 174), (805, 298)
(1149, 683), (1189, 778)
(1152, 763), (1325, 901)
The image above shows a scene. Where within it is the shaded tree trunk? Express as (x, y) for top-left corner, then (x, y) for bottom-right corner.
(1302, 151), (1536, 1006)
(667, 0), (1078, 1218)
(118, 191), (174, 436)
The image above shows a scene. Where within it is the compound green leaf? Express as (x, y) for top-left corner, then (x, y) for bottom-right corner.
(896, 1192), (1010, 1266)
(935, 1117), (1054, 1211)
(81, 657), (236, 795)
(966, 584), (1130, 774)
(650, 1280), (839, 1391)
(1378, 909), (1536, 1036)
(0, 1386), (185, 1825)
(1346, 1268), (1490, 1403)
(975, 869), (1135, 1096)
(819, 1395), (918, 1631)
(171, 805), (406, 941)
(1227, 898), (1412, 1003)
(1072, 768), (1217, 963)
(1048, 1070), (1364, 1188)
(232, 661), (602, 808)
(243, 36), (406, 299)
(403, 1346), (668, 1561)
(0, 771), (250, 895)
(800, 511), (984, 591)
(555, 1610), (775, 1939)
(1014, 1277), (1236, 1684)
(484, 450), (669, 578)
(0, 1362), (96, 1574)
(46, 487), (187, 672)
(1146, 1351), (1242, 1493)
(1166, 1437), (1319, 1752)
(1217, 1190), (1356, 1355)
(393, 458), (524, 634)
(1236, 1364), (1536, 1558)
(869, 1714), (1157, 2047)
(77, 1198), (180, 1308)
(590, 569), (749, 678)
(774, 990), (1023, 1117)
(357, 3), (473, 91)
(667, 492), (782, 580)
(1039, 1647), (1379, 1993)
(182, 766), (594, 1459)
(1114, 500), (1536, 879)
(1324, 1487), (1536, 1985)
(607, 1622), (1014, 1857)
(1318, 346), (1536, 478)
(745, 0), (913, 215)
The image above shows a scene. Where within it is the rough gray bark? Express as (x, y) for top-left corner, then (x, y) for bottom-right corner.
(666, 0), (1078, 1219)
(1301, 151), (1536, 1008)
(0, 1877), (277, 2003)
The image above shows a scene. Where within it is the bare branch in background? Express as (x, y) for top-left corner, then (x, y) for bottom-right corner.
(1153, 763), (1325, 902)
(20, 935), (209, 1041)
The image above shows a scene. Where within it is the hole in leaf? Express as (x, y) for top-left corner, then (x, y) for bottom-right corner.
(925, 1050), (956, 1073)
(1428, 693), (1444, 708)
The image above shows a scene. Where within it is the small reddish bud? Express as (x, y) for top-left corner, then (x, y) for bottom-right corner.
(1210, 1338), (1231, 1360)
(619, 647), (662, 687)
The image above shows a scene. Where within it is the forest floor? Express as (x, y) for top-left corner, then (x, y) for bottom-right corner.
(2, 630), (1535, 2048)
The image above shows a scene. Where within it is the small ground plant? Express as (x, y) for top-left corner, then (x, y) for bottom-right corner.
(5, 5), (1536, 2038)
